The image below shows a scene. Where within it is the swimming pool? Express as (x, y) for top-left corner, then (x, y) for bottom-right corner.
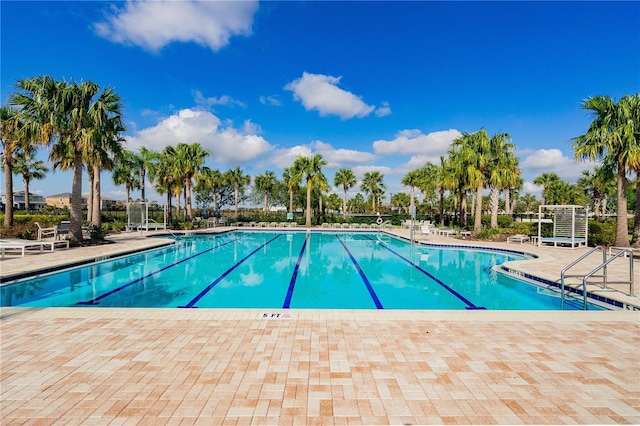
(0, 231), (600, 310)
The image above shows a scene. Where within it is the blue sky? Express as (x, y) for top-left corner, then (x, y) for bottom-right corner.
(2, 0), (639, 205)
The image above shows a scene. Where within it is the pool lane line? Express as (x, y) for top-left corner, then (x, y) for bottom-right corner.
(282, 233), (309, 309)
(336, 235), (384, 309)
(76, 238), (238, 306)
(179, 234), (282, 308)
(362, 235), (483, 310)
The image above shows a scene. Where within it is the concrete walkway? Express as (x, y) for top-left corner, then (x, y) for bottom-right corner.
(1, 228), (639, 425)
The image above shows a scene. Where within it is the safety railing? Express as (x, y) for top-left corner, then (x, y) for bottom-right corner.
(560, 246), (635, 309)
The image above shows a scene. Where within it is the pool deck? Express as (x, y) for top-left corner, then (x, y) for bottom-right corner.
(1, 227), (639, 424)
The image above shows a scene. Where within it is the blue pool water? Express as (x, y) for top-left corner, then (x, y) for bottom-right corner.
(0, 231), (599, 310)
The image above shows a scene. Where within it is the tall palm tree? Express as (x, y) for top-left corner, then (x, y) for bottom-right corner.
(361, 171), (386, 213)
(112, 150), (142, 206)
(401, 169), (422, 218)
(254, 171), (278, 213)
(173, 143), (209, 221)
(573, 94), (640, 247)
(533, 172), (561, 205)
(487, 133), (517, 229)
(13, 149), (48, 212)
(293, 154), (327, 227)
(12, 77), (124, 241)
(226, 166), (250, 217)
(1, 106), (27, 226)
(282, 167), (300, 214)
(334, 168), (357, 220)
(195, 166), (225, 217)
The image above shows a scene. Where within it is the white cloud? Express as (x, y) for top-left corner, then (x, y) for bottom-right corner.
(372, 129), (461, 155)
(284, 72), (375, 119)
(125, 108), (273, 164)
(267, 140), (376, 169)
(194, 91), (245, 108)
(375, 101), (392, 117)
(94, 0), (258, 52)
(519, 148), (591, 182)
(259, 95), (282, 106)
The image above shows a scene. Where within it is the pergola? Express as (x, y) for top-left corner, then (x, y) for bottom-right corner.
(537, 205), (588, 248)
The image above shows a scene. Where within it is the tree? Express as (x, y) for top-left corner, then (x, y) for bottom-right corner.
(226, 166), (250, 217)
(112, 150), (142, 206)
(12, 77), (124, 241)
(173, 143), (209, 221)
(334, 168), (357, 220)
(533, 172), (561, 205)
(573, 95), (640, 247)
(293, 154), (327, 227)
(282, 167), (300, 214)
(13, 149), (48, 212)
(254, 171), (278, 213)
(1, 106), (31, 225)
(361, 171), (386, 212)
(391, 192), (410, 213)
(487, 133), (518, 228)
(401, 169), (422, 218)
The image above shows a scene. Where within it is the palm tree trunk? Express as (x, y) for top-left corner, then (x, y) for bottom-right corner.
(185, 177), (193, 221)
(614, 161), (629, 247)
(461, 192), (467, 228)
(3, 154), (13, 227)
(23, 178), (30, 213)
(504, 189), (511, 215)
(92, 164), (101, 227)
(234, 184), (239, 217)
(140, 167), (146, 226)
(289, 189), (293, 214)
(343, 188), (348, 220)
(305, 183), (312, 227)
(474, 185), (483, 232)
(631, 169), (640, 247)
(489, 186), (499, 229)
(439, 189), (445, 227)
(166, 191), (173, 225)
(70, 150), (84, 241)
(264, 193), (268, 213)
(87, 170), (93, 224)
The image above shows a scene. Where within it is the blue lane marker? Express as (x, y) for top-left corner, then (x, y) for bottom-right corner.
(362, 235), (483, 310)
(336, 235), (383, 309)
(179, 234), (282, 308)
(77, 238), (238, 305)
(282, 233), (309, 309)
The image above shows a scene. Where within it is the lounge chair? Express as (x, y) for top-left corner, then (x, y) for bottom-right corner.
(420, 224), (431, 235)
(0, 238), (69, 257)
(507, 234), (530, 244)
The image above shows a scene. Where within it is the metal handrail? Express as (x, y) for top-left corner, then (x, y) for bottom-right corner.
(560, 246), (605, 309)
(560, 246), (635, 309)
(580, 249), (635, 309)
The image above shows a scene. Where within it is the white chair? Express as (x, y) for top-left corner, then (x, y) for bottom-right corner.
(35, 222), (57, 240)
(420, 224), (431, 235)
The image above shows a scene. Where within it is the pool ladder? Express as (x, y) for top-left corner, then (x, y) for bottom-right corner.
(560, 245), (635, 309)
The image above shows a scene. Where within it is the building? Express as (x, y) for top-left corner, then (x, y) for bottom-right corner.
(45, 193), (120, 210)
(0, 191), (47, 210)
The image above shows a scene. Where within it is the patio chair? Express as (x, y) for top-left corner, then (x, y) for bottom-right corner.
(507, 234), (530, 244)
(35, 222), (57, 240)
(420, 224), (431, 235)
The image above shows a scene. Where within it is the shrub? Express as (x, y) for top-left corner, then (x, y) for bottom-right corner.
(589, 220), (616, 246)
(87, 224), (109, 241)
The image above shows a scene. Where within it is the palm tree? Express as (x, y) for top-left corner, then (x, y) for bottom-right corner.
(12, 77), (124, 241)
(282, 167), (300, 214)
(226, 166), (251, 217)
(151, 148), (181, 225)
(533, 172), (561, 205)
(487, 133), (518, 228)
(401, 169), (422, 219)
(254, 171), (278, 213)
(293, 154), (327, 227)
(573, 94), (640, 247)
(112, 150), (142, 206)
(195, 166), (225, 217)
(13, 149), (48, 212)
(361, 171), (386, 213)
(334, 168), (357, 220)
(1, 106), (26, 226)
(173, 143), (209, 221)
